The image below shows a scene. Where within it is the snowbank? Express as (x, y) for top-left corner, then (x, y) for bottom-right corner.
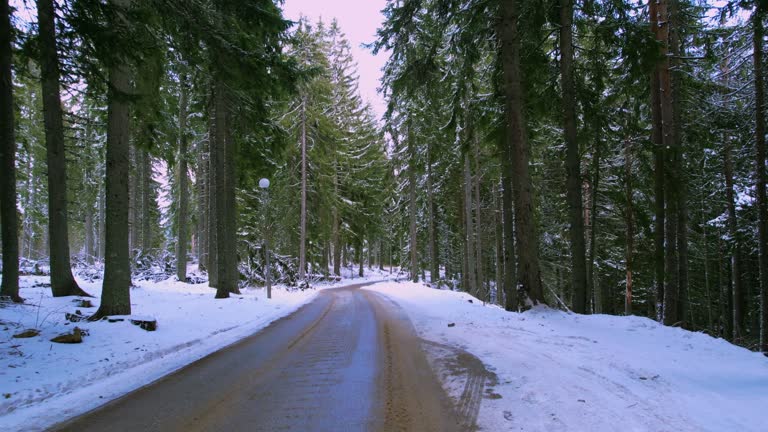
(0, 269), (392, 431)
(365, 281), (768, 432)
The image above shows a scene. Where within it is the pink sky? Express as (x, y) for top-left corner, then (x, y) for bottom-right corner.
(282, 0), (389, 121)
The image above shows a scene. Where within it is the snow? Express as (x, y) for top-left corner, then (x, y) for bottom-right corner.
(0, 269), (392, 431)
(365, 281), (768, 432)
(3, 273), (766, 432)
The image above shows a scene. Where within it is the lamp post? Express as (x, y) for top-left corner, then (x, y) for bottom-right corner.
(259, 178), (271, 299)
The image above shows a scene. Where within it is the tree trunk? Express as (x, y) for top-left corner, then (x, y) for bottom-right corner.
(650, 0), (666, 322)
(213, 80), (238, 298)
(208, 91), (219, 288)
(176, 76), (189, 282)
(196, 129), (208, 271)
(427, 141), (439, 283)
(560, 0), (587, 314)
(497, 88), (518, 312)
(624, 139), (633, 315)
(37, 0), (88, 297)
(408, 126), (418, 283)
(499, 0), (544, 307)
(332, 152), (341, 277)
(658, 0), (680, 327)
(299, 95), (307, 281)
(473, 137), (484, 299)
(724, 136), (744, 339)
(141, 149), (152, 252)
(85, 207), (94, 265)
(586, 134), (601, 313)
(130, 145), (140, 253)
(754, 8), (768, 353)
(93, 0), (132, 318)
(464, 153), (476, 294)
(0, 0), (20, 302)
(718, 232), (733, 340)
(494, 180), (504, 306)
(98, 183), (105, 261)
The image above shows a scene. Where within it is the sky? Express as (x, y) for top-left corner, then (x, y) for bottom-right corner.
(282, 0), (390, 121)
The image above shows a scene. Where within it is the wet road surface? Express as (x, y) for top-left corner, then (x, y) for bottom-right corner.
(52, 282), (463, 432)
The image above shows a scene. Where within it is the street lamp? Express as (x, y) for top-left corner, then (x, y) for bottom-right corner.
(259, 178), (271, 299)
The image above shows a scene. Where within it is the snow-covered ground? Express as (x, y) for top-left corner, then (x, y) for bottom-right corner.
(0, 268), (393, 431)
(3, 274), (766, 432)
(366, 281), (768, 432)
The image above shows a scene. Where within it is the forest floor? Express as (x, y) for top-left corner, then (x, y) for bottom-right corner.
(1, 274), (767, 431)
(0, 267), (394, 431)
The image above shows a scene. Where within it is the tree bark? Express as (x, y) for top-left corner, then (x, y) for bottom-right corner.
(560, 0), (587, 314)
(299, 95), (307, 281)
(92, 0), (132, 318)
(332, 150), (341, 277)
(473, 137), (484, 299)
(140, 149), (152, 252)
(176, 76), (189, 282)
(130, 145), (140, 253)
(427, 140), (439, 283)
(586, 133), (601, 313)
(38, 0), (89, 297)
(624, 139), (633, 315)
(494, 180), (504, 306)
(753, 8), (768, 353)
(208, 91), (219, 288)
(408, 126), (419, 283)
(196, 126), (208, 271)
(0, 0), (20, 302)
(724, 136), (744, 339)
(464, 153), (476, 294)
(213, 80), (238, 298)
(650, 0), (666, 322)
(499, 0), (544, 307)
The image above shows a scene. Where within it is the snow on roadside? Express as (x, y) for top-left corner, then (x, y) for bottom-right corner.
(365, 281), (768, 432)
(0, 269), (392, 431)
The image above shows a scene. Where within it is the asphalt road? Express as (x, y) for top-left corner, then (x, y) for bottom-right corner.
(51, 282), (465, 432)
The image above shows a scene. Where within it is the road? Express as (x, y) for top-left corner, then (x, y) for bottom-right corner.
(51, 282), (467, 432)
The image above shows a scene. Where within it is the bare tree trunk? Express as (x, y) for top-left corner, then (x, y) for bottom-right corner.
(332, 147), (341, 277)
(499, 0), (544, 307)
(0, 0), (20, 302)
(427, 141), (439, 283)
(176, 76), (189, 282)
(624, 139), (633, 315)
(299, 96), (307, 281)
(723, 136), (744, 339)
(658, 0), (680, 327)
(586, 135), (601, 313)
(141, 149), (152, 252)
(213, 80), (238, 298)
(560, 0), (587, 313)
(130, 145), (140, 253)
(408, 126), (418, 283)
(719, 232), (733, 340)
(208, 93), (218, 288)
(85, 207), (94, 265)
(650, 0), (666, 321)
(37, 0), (88, 297)
(93, 0), (132, 318)
(494, 180), (504, 306)
(499, 128), (518, 311)
(197, 131), (209, 271)
(98, 183), (105, 261)
(464, 153), (476, 294)
(473, 138), (484, 299)
(754, 8), (768, 353)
